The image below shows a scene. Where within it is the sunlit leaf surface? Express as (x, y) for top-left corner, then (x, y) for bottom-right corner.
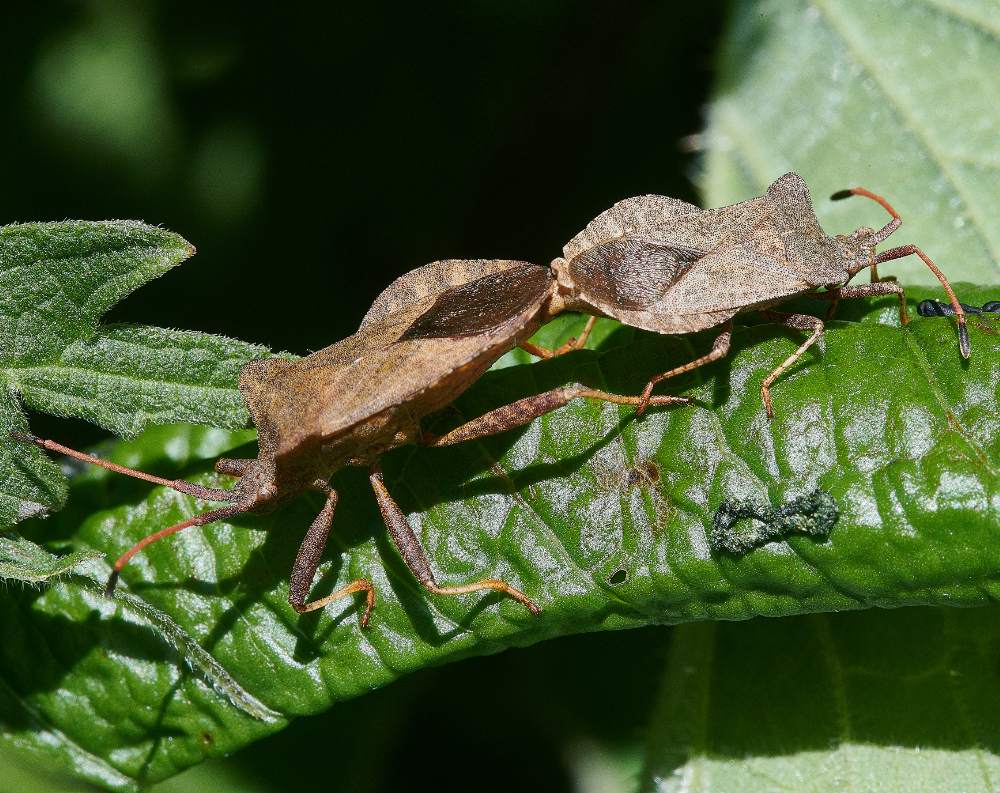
(5, 282), (998, 787)
(643, 605), (1000, 793)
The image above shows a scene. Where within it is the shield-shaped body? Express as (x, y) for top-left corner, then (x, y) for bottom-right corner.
(236, 259), (557, 501)
(553, 173), (868, 334)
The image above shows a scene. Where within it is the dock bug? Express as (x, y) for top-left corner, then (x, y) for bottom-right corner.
(17, 259), (687, 623)
(550, 172), (970, 417)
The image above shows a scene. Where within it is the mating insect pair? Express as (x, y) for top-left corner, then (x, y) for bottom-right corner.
(18, 173), (969, 623)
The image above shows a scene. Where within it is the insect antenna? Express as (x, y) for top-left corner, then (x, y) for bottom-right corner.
(831, 187), (970, 359)
(11, 432), (244, 595)
(830, 186), (902, 246)
(106, 502), (248, 596)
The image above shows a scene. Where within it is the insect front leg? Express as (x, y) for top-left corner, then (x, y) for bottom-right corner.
(806, 281), (908, 327)
(636, 319), (734, 412)
(368, 463), (541, 615)
(756, 310), (825, 419)
(520, 316), (599, 359)
(868, 264), (897, 284)
(288, 485), (376, 625)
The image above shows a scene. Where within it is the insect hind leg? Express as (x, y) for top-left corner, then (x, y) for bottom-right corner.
(368, 464), (541, 615)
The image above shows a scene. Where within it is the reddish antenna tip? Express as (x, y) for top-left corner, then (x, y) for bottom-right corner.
(830, 189), (855, 201)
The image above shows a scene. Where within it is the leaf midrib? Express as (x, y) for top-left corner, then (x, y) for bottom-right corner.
(813, 0), (1000, 265)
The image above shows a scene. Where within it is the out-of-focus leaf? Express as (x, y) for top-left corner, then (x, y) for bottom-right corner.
(642, 605), (1000, 793)
(701, 0), (1000, 286)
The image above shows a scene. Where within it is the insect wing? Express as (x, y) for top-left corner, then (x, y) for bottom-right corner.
(561, 194), (703, 265)
(361, 259), (543, 330)
(397, 263), (552, 340)
(311, 263), (554, 441)
(567, 236), (704, 313)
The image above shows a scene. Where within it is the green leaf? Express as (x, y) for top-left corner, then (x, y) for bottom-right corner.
(642, 605), (1000, 792)
(701, 0), (1000, 287)
(0, 525), (277, 785)
(0, 531), (102, 583)
(5, 284), (998, 787)
(0, 221), (277, 529)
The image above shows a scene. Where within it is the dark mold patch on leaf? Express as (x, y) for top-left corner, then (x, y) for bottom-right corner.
(709, 489), (839, 554)
(623, 460), (661, 489)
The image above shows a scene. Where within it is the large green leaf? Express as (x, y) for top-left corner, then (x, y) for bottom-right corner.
(643, 605), (1000, 792)
(701, 0), (1000, 287)
(5, 280), (997, 788)
(6, 4), (1000, 784)
(667, 1), (1000, 789)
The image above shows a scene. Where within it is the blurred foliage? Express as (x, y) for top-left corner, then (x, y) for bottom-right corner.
(2, 0), (721, 389)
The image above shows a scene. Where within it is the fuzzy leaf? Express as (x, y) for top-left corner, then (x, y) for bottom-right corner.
(700, 0), (1000, 287)
(0, 221), (276, 528)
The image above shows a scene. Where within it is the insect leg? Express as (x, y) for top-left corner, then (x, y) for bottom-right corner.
(757, 310), (824, 419)
(215, 458), (256, 476)
(288, 486), (375, 624)
(12, 434), (263, 596)
(423, 385), (689, 449)
(520, 316), (599, 359)
(873, 244), (970, 359)
(368, 464), (541, 615)
(636, 319), (734, 413)
(868, 264), (897, 284)
(830, 186), (968, 358)
(807, 281), (908, 326)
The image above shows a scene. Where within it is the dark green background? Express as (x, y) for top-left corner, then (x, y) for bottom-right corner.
(2, 3), (725, 790)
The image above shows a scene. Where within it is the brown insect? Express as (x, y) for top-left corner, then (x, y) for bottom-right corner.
(17, 259), (686, 623)
(549, 172), (970, 417)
